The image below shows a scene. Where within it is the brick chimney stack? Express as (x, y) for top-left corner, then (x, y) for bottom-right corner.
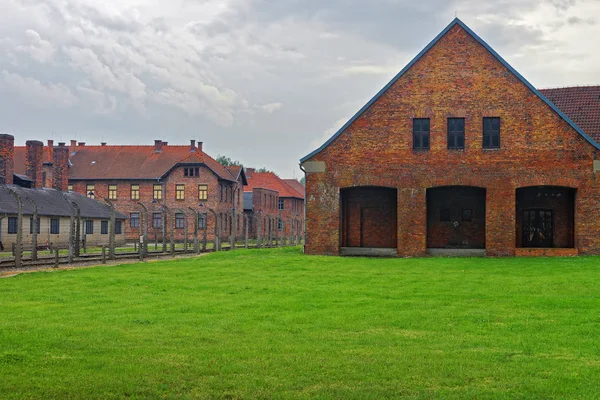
(25, 140), (44, 188)
(190, 139), (196, 152)
(154, 140), (162, 153)
(197, 141), (203, 153)
(78, 142), (85, 147)
(245, 167), (254, 178)
(0, 133), (15, 185)
(52, 142), (70, 191)
(70, 139), (77, 153)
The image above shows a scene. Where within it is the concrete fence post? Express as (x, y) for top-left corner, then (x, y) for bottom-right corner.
(244, 214), (249, 249)
(5, 187), (23, 268)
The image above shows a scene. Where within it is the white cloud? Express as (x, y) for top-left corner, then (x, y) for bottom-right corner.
(260, 102), (283, 113)
(1, 69), (78, 108)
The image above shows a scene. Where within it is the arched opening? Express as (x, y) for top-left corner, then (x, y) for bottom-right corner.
(516, 186), (575, 248)
(426, 186), (486, 251)
(340, 187), (397, 255)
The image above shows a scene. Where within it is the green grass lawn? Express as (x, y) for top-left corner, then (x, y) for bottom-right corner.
(1, 248), (599, 399)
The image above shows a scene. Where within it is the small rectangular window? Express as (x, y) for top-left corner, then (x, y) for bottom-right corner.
(198, 213), (206, 229)
(131, 184), (140, 200)
(153, 184), (163, 200)
(176, 184), (185, 200)
(413, 118), (430, 150)
(108, 184), (117, 200)
(86, 184), (95, 199)
(483, 117), (500, 149)
(50, 218), (60, 234)
(68, 184), (73, 191)
(8, 217), (18, 234)
(448, 118), (465, 150)
(279, 199), (284, 210)
(278, 218), (283, 231)
(85, 220), (94, 234)
(115, 221), (122, 235)
(29, 218), (40, 234)
(130, 213), (139, 228)
(198, 184), (208, 201)
(101, 221), (108, 234)
(152, 213), (162, 228)
(184, 168), (189, 177)
(440, 209), (451, 222)
(175, 213), (185, 229)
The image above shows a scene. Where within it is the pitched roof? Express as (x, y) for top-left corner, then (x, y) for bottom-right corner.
(225, 166), (248, 185)
(301, 18), (600, 163)
(244, 172), (303, 199)
(0, 185), (126, 219)
(539, 86), (600, 143)
(13, 147), (53, 176)
(282, 179), (305, 199)
(65, 144), (236, 181)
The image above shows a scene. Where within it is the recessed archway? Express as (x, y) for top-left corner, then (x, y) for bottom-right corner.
(426, 186), (486, 250)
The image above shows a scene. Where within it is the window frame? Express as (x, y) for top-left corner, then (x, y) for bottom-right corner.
(198, 213), (206, 229)
(29, 217), (41, 234)
(7, 217), (18, 234)
(413, 118), (431, 150)
(101, 221), (109, 235)
(86, 184), (96, 199)
(130, 184), (140, 200)
(115, 221), (122, 235)
(130, 212), (140, 228)
(198, 184), (208, 201)
(175, 184), (185, 200)
(152, 212), (162, 228)
(108, 184), (118, 200)
(50, 218), (60, 234)
(447, 117), (465, 150)
(85, 220), (94, 234)
(175, 213), (185, 229)
(483, 117), (501, 149)
(153, 184), (163, 200)
(278, 199), (284, 210)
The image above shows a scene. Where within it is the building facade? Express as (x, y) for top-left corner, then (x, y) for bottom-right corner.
(301, 19), (600, 257)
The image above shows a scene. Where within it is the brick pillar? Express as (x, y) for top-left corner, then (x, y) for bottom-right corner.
(397, 188), (427, 257)
(0, 133), (15, 184)
(52, 143), (69, 191)
(486, 186), (515, 256)
(25, 140), (44, 188)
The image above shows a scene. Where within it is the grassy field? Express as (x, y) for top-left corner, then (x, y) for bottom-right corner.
(1, 248), (599, 399)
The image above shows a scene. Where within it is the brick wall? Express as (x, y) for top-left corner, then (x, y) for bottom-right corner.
(25, 140), (44, 188)
(0, 134), (14, 185)
(52, 144), (69, 191)
(303, 24), (600, 256)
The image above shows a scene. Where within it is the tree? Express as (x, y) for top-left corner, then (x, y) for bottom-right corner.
(216, 155), (242, 167)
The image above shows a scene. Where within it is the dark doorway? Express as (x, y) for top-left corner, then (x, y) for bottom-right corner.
(426, 186), (486, 249)
(341, 187), (397, 248)
(516, 187), (575, 248)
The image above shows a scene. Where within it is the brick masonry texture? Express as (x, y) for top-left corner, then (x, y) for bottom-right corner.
(25, 140), (44, 188)
(0, 134), (15, 184)
(303, 24), (600, 257)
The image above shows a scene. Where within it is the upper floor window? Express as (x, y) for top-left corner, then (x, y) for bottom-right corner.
(86, 184), (95, 199)
(483, 117), (500, 149)
(279, 199), (284, 210)
(131, 184), (140, 200)
(448, 118), (465, 150)
(184, 167), (200, 177)
(108, 184), (117, 200)
(153, 184), (163, 200)
(68, 184), (73, 191)
(413, 118), (430, 150)
(198, 184), (208, 201)
(176, 184), (185, 200)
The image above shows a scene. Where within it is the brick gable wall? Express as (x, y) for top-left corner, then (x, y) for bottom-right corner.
(304, 24), (600, 256)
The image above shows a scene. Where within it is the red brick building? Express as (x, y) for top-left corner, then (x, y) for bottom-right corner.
(300, 19), (600, 257)
(243, 169), (304, 240)
(12, 139), (247, 243)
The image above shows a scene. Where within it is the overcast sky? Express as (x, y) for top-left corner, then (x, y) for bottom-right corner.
(1, 0), (599, 177)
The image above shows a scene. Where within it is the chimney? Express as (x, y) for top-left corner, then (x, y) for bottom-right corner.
(78, 142), (85, 147)
(70, 139), (77, 153)
(245, 167), (254, 178)
(190, 139), (196, 152)
(0, 134), (15, 185)
(197, 141), (203, 152)
(154, 140), (162, 153)
(52, 142), (69, 191)
(25, 140), (44, 188)
(162, 141), (168, 146)
(101, 142), (107, 146)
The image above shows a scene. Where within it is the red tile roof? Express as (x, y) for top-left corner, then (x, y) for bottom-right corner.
(283, 179), (305, 199)
(245, 172), (303, 199)
(540, 86), (600, 143)
(14, 143), (237, 181)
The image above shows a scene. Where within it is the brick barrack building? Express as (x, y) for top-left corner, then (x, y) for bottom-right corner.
(2, 136), (305, 245)
(300, 18), (600, 257)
